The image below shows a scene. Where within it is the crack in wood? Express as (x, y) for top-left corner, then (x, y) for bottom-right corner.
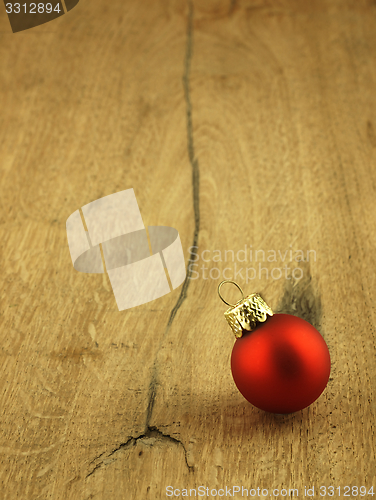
(167, 0), (200, 329)
(85, 426), (194, 479)
(86, 1), (200, 479)
(144, 0), (200, 426)
(145, 376), (157, 428)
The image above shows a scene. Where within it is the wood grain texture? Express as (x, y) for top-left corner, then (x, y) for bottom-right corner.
(0, 0), (376, 498)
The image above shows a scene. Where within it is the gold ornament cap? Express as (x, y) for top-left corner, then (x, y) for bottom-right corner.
(217, 280), (274, 338)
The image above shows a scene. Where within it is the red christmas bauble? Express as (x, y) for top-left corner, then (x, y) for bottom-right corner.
(231, 313), (331, 414)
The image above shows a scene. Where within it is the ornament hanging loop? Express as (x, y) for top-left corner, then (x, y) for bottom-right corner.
(218, 281), (274, 338)
(218, 280), (245, 307)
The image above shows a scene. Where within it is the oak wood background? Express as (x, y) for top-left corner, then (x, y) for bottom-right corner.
(1, 0), (376, 498)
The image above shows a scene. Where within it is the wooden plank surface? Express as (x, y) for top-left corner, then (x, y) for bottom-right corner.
(1, 0), (376, 498)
